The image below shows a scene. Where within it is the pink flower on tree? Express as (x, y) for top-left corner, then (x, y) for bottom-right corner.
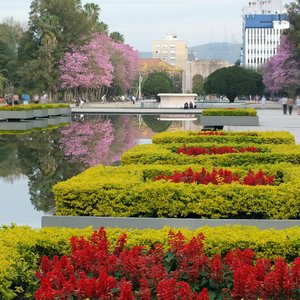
(60, 34), (138, 90)
(263, 35), (300, 94)
(59, 117), (114, 167)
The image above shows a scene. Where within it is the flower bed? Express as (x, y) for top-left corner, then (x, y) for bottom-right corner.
(1, 225), (300, 299)
(154, 167), (275, 186)
(0, 103), (70, 111)
(177, 144), (260, 156)
(121, 143), (300, 166)
(202, 108), (257, 116)
(152, 130), (295, 145)
(34, 227), (300, 300)
(53, 163), (300, 219)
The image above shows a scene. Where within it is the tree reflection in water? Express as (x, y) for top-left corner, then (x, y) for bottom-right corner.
(0, 115), (140, 213)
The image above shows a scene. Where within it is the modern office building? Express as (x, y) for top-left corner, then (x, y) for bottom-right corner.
(152, 34), (188, 69)
(242, 0), (290, 69)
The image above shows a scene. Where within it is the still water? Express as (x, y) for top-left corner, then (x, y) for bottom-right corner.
(0, 114), (201, 227)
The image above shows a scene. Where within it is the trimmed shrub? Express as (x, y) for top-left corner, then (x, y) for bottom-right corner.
(121, 143), (300, 166)
(0, 103), (70, 111)
(152, 130), (295, 145)
(1, 225), (300, 299)
(53, 163), (300, 219)
(202, 108), (257, 116)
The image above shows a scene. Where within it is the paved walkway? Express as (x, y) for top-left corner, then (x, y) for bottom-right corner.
(72, 102), (300, 144)
(226, 109), (300, 144)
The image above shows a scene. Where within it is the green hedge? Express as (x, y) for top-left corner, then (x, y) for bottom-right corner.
(0, 103), (70, 111)
(1, 225), (300, 299)
(121, 143), (300, 166)
(152, 130), (295, 145)
(53, 163), (300, 219)
(202, 108), (257, 116)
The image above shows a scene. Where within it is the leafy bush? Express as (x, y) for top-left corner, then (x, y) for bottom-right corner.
(34, 228), (300, 300)
(0, 103), (70, 111)
(121, 143), (300, 167)
(53, 163), (300, 219)
(202, 108), (257, 116)
(1, 225), (300, 299)
(152, 130), (295, 145)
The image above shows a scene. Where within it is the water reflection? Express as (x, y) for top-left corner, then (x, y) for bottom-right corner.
(0, 114), (202, 226)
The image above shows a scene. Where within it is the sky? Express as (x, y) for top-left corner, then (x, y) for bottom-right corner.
(0, 0), (293, 52)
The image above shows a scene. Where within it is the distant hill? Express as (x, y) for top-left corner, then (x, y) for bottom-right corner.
(189, 43), (241, 64)
(139, 43), (241, 64)
(139, 52), (152, 59)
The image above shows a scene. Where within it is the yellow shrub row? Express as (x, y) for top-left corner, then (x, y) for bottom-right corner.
(121, 143), (300, 166)
(53, 163), (300, 219)
(152, 130), (295, 145)
(0, 225), (299, 299)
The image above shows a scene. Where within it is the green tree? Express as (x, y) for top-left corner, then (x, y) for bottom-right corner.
(0, 20), (23, 89)
(192, 74), (204, 95)
(287, 1), (300, 57)
(110, 32), (125, 43)
(203, 66), (262, 102)
(84, 3), (108, 33)
(17, 0), (96, 98)
(142, 71), (175, 97)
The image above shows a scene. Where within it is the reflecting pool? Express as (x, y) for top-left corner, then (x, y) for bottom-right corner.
(0, 114), (201, 227)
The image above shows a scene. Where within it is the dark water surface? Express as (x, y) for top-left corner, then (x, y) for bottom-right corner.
(0, 114), (201, 227)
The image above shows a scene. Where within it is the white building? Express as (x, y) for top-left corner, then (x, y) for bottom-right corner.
(242, 0), (290, 69)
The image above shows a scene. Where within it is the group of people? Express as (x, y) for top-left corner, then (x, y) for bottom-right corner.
(3, 91), (48, 105)
(33, 92), (48, 104)
(279, 95), (300, 115)
(183, 101), (197, 109)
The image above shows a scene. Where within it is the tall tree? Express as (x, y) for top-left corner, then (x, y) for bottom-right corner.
(83, 3), (107, 33)
(60, 34), (138, 98)
(17, 0), (95, 97)
(110, 31), (125, 43)
(203, 66), (262, 102)
(0, 20), (24, 88)
(263, 35), (300, 96)
(287, 0), (300, 57)
(142, 71), (175, 97)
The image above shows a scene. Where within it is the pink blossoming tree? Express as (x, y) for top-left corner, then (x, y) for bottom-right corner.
(263, 35), (300, 95)
(60, 34), (138, 100)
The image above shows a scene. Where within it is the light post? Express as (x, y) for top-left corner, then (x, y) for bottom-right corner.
(138, 74), (143, 100)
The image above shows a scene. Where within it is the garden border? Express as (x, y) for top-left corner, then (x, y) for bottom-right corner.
(42, 216), (300, 230)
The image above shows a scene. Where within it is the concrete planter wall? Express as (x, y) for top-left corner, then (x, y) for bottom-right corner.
(33, 109), (48, 118)
(0, 121), (33, 131)
(48, 108), (61, 116)
(42, 216), (300, 230)
(201, 116), (259, 126)
(0, 110), (34, 120)
(33, 118), (49, 127)
(59, 107), (71, 115)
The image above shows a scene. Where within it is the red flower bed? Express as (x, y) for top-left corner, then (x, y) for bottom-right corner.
(34, 228), (300, 300)
(178, 144), (260, 156)
(198, 131), (225, 136)
(154, 167), (275, 186)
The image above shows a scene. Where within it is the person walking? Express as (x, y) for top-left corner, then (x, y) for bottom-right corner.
(279, 96), (288, 115)
(33, 94), (40, 104)
(41, 91), (48, 103)
(261, 95), (266, 109)
(287, 97), (294, 115)
(296, 95), (300, 115)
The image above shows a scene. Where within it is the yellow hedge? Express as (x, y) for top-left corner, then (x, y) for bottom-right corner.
(152, 130), (295, 145)
(0, 225), (300, 299)
(121, 143), (300, 166)
(53, 163), (300, 219)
